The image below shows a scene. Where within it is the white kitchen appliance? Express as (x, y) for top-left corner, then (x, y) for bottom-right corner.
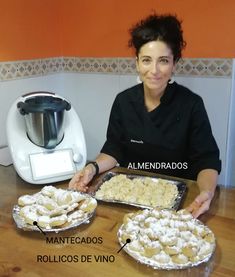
(6, 91), (86, 184)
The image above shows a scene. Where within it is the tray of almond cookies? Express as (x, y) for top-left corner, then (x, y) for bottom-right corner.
(12, 186), (97, 232)
(117, 208), (215, 270)
(93, 172), (186, 210)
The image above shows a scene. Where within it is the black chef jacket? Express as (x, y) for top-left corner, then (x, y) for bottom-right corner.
(101, 82), (221, 180)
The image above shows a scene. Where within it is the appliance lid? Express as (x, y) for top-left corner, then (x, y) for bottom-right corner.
(17, 96), (71, 115)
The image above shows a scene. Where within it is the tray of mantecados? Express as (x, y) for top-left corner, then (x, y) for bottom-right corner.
(12, 186), (97, 232)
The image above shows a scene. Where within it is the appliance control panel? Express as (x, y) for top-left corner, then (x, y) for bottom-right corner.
(29, 149), (76, 181)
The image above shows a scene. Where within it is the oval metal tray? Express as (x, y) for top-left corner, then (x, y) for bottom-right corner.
(12, 191), (96, 233)
(117, 217), (216, 270)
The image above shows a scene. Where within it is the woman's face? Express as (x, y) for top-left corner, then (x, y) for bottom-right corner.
(136, 40), (175, 93)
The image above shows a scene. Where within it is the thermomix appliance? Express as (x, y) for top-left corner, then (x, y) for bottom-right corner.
(7, 91), (86, 184)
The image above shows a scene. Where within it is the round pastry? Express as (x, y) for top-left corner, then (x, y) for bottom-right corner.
(141, 227), (160, 240)
(36, 205), (51, 216)
(150, 208), (161, 218)
(189, 255), (201, 263)
(159, 218), (170, 227)
(143, 247), (161, 258)
(20, 206), (38, 225)
(49, 206), (66, 217)
(128, 240), (144, 252)
(142, 241), (162, 257)
(68, 210), (84, 220)
(198, 241), (213, 258)
(49, 214), (68, 227)
(164, 245), (181, 255)
(193, 225), (208, 237)
(79, 198), (97, 213)
(182, 245), (198, 258)
(171, 212), (180, 220)
(24, 212), (38, 225)
(177, 209), (193, 221)
(139, 234), (151, 246)
(41, 186), (57, 197)
(20, 204), (37, 215)
(159, 235), (177, 246)
(57, 191), (73, 206)
(120, 232), (138, 243)
(171, 254), (189, 264)
(180, 231), (194, 242)
(186, 221), (196, 231)
(204, 232), (215, 243)
(174, 220), (188, 231)
(133, 213), (147, 223)
(38, 215), (51, 228)
(70, 191), (86, 203)
(18, 195), (37, 206)
(51, 188), (64, 200)
(153, 252), (171, 264)
(66, 202), (79, 213)
(37, 195), (58, 210)
(160, 210), (172, 219)
(124, 222), (140, 234)
(19, 205), (31, 217)
(144, 216), (157, 228)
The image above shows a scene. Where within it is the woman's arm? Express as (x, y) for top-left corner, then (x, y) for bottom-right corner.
(69, 153), (117, 191)
(186, 168), (218, 218)
(95, 153), (118, 173)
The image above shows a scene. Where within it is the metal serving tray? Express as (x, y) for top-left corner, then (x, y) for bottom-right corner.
(12, 191), (96, 233)
(117, 218), (216, 270)
(91, 171), (187, 210)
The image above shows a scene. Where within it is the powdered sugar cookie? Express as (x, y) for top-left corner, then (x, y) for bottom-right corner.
(18, 195), (37, 206)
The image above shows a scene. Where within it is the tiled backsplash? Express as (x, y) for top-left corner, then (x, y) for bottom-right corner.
(0, 57), (232, 81)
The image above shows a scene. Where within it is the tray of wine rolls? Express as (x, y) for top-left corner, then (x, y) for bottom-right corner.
(117, 208), (216, 270)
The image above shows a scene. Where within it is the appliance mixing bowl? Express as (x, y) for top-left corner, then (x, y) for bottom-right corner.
(17, 95), (71, 149)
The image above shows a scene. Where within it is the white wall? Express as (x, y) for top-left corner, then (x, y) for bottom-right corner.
(58, 73), (120, 160)
(225, 60), (235, 186)
(175, 76), (231, 185)
(0, 71), (233, 186)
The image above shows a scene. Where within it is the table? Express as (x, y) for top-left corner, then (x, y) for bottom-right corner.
(0, 165), (235, 277)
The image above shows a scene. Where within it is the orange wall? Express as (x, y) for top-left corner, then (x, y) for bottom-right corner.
(0, 0), (61, 61)
(61, 0), (235, 58)
(0, 0), (234, 61)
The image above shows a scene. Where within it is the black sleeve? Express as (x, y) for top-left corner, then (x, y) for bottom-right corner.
(100, 95), (124, 163)
(188, 97), (221, 178)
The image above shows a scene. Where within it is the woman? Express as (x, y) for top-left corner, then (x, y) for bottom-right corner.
(69, 14), (221, 218)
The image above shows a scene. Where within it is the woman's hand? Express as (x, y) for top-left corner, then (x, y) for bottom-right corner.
(69, 154), (117, 192)
(69, 164), (95, 192)
(186, 190), (214, 218)
(187, 169), (218, 218)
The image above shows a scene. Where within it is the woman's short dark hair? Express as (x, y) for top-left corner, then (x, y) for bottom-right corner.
(128, 14), (186, 62)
